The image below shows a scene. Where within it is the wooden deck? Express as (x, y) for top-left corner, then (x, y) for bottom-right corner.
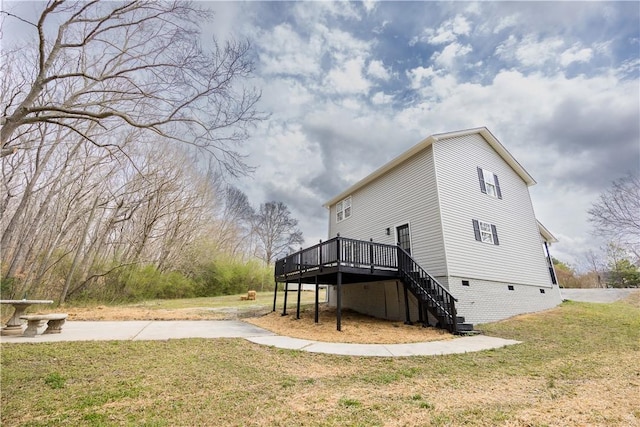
(272, 236), (464, 334)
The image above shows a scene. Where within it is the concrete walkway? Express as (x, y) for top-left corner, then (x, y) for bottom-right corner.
(0, 320), (521, 357)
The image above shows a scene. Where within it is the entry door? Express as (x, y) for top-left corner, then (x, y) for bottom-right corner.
(396, 224), (411, 255)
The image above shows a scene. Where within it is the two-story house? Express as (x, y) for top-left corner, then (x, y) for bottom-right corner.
(274, 127), (561, 332)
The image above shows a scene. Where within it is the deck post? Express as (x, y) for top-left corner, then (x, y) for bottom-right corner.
(281, 281), (289, 316)
(296, 277), (302, 319)
(314, 275), (319, 323)
(403, 282), (412, 325)
(336, 271), (342, 331)
(369, 238), (374, 273)
(272, 280), (278, 312)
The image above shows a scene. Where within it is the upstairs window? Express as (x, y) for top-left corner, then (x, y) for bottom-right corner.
(472, 219), (499, 245)
(336, 196), (352, 222)
(477, 167), (502, 199)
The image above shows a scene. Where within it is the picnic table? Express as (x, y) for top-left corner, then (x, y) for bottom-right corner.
(0, 300), (54, 336)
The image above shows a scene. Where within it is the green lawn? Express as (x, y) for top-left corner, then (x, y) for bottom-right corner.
(1, 293), (639, 426)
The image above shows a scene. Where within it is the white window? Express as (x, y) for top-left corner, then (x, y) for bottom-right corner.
(479, 221), (494, 243)
(336, 196), (352, 222)
(472, 219), (499, 245)
(477, 167), (502, 199)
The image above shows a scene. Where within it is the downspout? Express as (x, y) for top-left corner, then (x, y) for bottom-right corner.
(544, 241), (558, 285)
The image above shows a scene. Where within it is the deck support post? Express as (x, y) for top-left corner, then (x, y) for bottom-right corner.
(336, 272), (342, 331)
(418, 301), (425, 326)
(296, 277), (302, 319)
(272, 280), (278, 312)
(281, 281), (289, 316)
(403, 282), (412, 325)
(314, 275), (319, 323)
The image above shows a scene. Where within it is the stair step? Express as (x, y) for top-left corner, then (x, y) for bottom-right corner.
(456, 316), (465, 323)
(456, 323), (474, 332)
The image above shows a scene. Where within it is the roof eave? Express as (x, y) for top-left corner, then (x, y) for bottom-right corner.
(538, 220), (559, 244)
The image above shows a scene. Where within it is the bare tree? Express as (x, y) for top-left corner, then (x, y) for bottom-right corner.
(588, 174), (640, 259)
(208, 186), (255, 257)
(252, 202), (304, 264)
(1, 0), (261, 176)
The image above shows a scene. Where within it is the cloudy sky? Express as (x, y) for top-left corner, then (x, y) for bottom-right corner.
(202, 1), (638, 268)
(3, 1), (638, 268)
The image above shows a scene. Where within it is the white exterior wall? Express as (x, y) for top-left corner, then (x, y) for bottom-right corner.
(433, 134), (553, 287)
(442, 276), (563, 324)
(327, 145), (447, 275)
(327, 281), (422, 322)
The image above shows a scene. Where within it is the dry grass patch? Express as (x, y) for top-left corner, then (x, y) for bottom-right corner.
(245, 305), (453, 344)
(2, 293), (639, 427)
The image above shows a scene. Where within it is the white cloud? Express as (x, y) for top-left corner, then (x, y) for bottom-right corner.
(371, 91), (394, 105)
(317, 24), (373, 62)
(258, 23), (322, 76)
(431, 42), (473, 68)
(560, 44), (593, 67)
(362, 0), (377, 14)
(407, 66), (436, 90)
(493, 14), (520, 33)
(293, 1), (361, 24)
(367, 60), (391, 80)
(325, 58), (372, 94)
(496, 34), (565, 67)
(373, 20), (390, 35)
(427, 15), (472, 45)
(410, 15), (472, 46)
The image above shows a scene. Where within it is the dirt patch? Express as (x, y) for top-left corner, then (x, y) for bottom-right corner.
(41, 305), (271, 321)
(245, 305), (453, 344)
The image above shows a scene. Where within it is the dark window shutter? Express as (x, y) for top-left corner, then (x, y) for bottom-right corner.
(472, 219), (481, 241)
(477, 167), (486, 194)
(494, 174), (502, 199)
(491, 224), (499, 245)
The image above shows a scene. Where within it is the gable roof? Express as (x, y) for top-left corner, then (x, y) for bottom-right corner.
(323, 127), (536, 208)
(537, 220), (559, 244)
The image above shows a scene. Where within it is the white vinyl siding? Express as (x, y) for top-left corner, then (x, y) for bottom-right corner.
(433, 134), (552, 287)
(328, 145), (447, 276)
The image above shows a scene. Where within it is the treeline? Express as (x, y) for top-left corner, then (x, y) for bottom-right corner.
(1, 137), (277, 303)
(0, 2), (283, 304)
(553, 244), (640, 289)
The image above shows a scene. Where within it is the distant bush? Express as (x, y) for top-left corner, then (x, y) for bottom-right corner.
(66, 257), (272, 303)
(118, 266), (198, 301)
(194, 257), (272, 297)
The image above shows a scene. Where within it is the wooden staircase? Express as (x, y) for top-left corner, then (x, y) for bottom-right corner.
(397, 248), (474, 334)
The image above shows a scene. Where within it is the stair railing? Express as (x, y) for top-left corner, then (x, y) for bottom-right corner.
(396, 246), (459, 333)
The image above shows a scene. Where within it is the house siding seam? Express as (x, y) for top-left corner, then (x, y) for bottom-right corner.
(433, 134), (551, 287)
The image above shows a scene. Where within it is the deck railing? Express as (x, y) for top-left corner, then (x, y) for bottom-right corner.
(274, 236), (398, 278)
